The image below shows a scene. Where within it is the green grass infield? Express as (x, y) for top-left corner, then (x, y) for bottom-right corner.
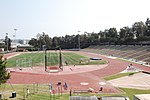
(6, 52), (107, 68)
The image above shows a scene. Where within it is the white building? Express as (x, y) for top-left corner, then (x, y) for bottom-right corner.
(11, 39), (30, 49)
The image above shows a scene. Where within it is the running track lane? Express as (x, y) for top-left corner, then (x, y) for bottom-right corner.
(6, 51), (150, 93)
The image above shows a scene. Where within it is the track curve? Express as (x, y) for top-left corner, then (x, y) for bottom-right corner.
(5, 51), (150, 93)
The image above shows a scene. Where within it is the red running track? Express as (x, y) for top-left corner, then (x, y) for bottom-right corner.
(6, 51), (150, 93)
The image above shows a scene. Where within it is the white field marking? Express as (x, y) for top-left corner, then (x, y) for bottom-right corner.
(80, 82), (89, 85)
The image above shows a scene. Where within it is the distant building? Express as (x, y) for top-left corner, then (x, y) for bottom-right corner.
(17, 45), (33, 52)
(11, 39), (30, 50)
(0, 38), (31, 52)
(0, 39), (4, 43)
(11, 39), (29, 45)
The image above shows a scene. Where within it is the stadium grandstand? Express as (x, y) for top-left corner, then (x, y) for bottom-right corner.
(82, 45), (150, 66)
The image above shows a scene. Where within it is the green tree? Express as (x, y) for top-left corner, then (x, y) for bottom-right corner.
(38, 32), (52, 49)
(119, 27), (133, 39)
(108, 28), (118, 38)
(4, 34), (11, 51)
(132, 21), (146, 37)
(145, 18), (150, 36)
(52, 37), (60, 49)
(89, 32), (99, 45)
(119, 26), (134, 44)
(0, 55), (10, 84)
(44, 34), (52, 49)
(28, 38), (38, 48)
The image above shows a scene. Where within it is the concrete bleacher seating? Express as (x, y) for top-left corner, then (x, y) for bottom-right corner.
(117, 47), (145, 58)
(143, 57), (150, 63)
(82, 45), (150, 65)
(125, 50), (147, 59)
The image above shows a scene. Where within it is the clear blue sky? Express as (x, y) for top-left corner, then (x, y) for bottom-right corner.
(0, 0), (150, 39)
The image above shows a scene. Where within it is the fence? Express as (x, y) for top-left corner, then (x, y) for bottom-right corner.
(16, 58), (32, 69)
(22, 83), (65, 100)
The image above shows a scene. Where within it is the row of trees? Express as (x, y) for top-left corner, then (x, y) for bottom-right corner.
(29, 18), (150, 50)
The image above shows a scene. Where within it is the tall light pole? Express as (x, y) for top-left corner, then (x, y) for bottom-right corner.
(14, 29), (17, 42)
(59, 48), (63, 71)
(43, 45), (47, 72)
(77, 31), (81, 50)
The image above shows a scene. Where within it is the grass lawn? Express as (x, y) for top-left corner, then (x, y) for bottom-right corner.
(0, 84), (27, 100)
(103, 72), (139, 81)
(6, 52), (107, 68)
(1, 84), (150, 100)
(120, 88), (150, 100)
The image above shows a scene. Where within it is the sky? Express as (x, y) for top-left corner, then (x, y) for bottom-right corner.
(0, 0), (150, 39)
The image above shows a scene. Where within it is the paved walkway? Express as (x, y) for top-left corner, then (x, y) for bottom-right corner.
(108, 72), (150, 90)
